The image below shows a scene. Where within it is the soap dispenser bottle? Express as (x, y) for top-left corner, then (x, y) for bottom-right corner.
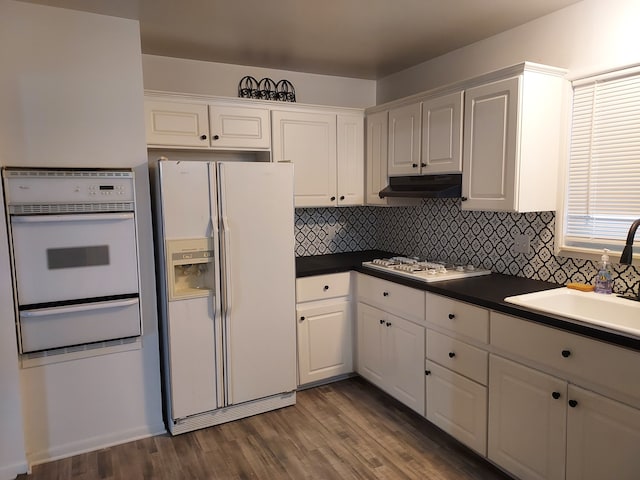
(594, 249), (613, 294)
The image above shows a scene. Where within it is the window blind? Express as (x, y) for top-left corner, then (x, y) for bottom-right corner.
(564, 67), (640, 252)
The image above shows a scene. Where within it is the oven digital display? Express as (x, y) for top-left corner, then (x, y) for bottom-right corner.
(99, 185), (115, 190)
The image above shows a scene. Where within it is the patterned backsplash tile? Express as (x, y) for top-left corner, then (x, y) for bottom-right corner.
(295, 199), (639, 296)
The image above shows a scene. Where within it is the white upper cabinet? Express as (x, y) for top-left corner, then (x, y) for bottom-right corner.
(462, 64), (566, 212)
(421, 91), (463, 174)
(272, 109), (364, 208)
(387, 91), (463, 177)
(365, 110), (389, 205)
(145, 99), (210, 148)
(388, 103), (421, 176)
(144, 95), (270, 150)
(208, 105), (270, 150)
(337, 114), (364, 206)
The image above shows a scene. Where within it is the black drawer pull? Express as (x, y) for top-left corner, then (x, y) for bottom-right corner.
(448, 313), (455, 320)
(300, 316), (305, 321)
(200, 134), (207, 140)
(561, 350), (571, 358)
(448, 352), (456, 358)
(383, 292), (389, 297)
(323, 285), (329, 291)
(552, 391), (561, 400)
(386, 322), (392, 327)
(379, 319), (385, 325)
(425, 370), (431, 376)
(569, 399), (578, 408)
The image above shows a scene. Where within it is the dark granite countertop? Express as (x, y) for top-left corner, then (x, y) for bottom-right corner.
(296, 252), (640, 351)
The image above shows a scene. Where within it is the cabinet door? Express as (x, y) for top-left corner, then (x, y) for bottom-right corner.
(272, 110), (337, 207)
(144, 99), (209, 147)
(386, 313), (425, 415)
(425, 360), (487, 455)
(365, 111), (389, 205)
(566, 385), (640, 480)
(337, 114), (364, 206)
(208, 105), (270, 149)
(357, 303), (387, 388)
(297, 301), (353, 385)
(488, 355), (566, 480)
(388, 103), (421, 176)
(462, 77), (519, 211)
(421, 91), (463, 174)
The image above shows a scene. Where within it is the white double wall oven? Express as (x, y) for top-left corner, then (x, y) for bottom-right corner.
(2, 168), (142, 355)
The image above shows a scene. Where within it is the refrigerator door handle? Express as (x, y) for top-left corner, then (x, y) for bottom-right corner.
(217, 163), (234, 406)
(208, 162), (225, 409)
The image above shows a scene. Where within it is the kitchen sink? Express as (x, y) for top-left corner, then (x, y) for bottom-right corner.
(504, 288), (640, 338)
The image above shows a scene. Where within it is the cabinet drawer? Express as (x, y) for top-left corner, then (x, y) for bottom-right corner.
(357, 274), (425, 323)
(427, 329), (488, 385)
(426, 293), (489, 343)
(491, 311), (640, 401)
(296, 272), (351, 303)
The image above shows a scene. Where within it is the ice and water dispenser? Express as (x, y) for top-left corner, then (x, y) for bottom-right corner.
(166, 238), (216, 301)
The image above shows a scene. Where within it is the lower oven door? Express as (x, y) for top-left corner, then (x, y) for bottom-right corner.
(10, 212), (139, 305)
(19, 297), (141, 353)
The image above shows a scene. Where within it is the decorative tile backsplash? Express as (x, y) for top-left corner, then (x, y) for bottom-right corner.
(294, 199), (639, 296)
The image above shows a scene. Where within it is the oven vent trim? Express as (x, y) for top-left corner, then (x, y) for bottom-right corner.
(3, 169), (133, 179)
(9, 202), (135, 214)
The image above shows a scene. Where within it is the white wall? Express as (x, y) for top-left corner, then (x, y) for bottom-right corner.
(377, 0), (640, 103)
(0, 1), (164, 469)
(142, 54), (377, 108)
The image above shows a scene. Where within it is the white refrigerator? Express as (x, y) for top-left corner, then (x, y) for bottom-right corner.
(153, 159), (297, 435)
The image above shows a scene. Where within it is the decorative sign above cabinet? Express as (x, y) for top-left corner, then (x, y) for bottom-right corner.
(238, 76), (296, 102)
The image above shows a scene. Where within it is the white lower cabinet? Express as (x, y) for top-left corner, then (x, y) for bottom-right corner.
(296, 273), (353, 386)
(489, 352), (640, 480)
(425, 360), (487, 455)
(357, 302), (425, 415)
(488, 354), (567, 480)
(297, 301), (352, 385)
(566, 385), (640, 480)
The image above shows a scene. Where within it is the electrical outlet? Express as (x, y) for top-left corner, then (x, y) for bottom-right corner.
(513, 234), (531, 255)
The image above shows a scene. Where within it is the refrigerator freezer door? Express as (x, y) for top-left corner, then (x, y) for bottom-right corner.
(158, 160), (223, 420)
(217, 162), (297, 405)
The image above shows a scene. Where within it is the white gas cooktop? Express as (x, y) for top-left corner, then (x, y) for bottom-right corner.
(362, 257), (491, 283)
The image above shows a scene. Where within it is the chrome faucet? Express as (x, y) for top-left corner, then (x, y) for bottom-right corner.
(619, 218), (640, 300)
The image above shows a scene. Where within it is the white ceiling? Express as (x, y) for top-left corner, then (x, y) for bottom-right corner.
(21, 0), (581, 79)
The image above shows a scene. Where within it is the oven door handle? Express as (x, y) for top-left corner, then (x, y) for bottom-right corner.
(20, 298), (139, 317)
(11, 213), (134, 223)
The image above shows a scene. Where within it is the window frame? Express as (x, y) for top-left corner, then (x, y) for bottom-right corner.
(555, 63), (640, 265)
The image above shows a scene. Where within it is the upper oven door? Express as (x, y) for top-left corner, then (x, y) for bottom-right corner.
(10, 212), (139, 305)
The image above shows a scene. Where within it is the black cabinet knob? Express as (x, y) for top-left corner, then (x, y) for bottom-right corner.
(425, 370), (431, 376)
(412, 163), (418, 168)
(213, 134), (220, 140)
(552, 391), (561, 400)
(379, 319), (385, 325)
(420, 162), (426, 167)
(569, 399), (578, 408)
(300, 316), (305, 321)
(323, 285), (329, 291)
(461, 197), (468, 202)
(200, 134), (207, 140)
(339, 195), (345, 200)
(330, 196), (336, 201)
(386, 322), (392, 327)
(448, 352), (456, 358)
(561, 350), (571, 358)
(383, 292), (389, 297)
(448, 313), (455, 320)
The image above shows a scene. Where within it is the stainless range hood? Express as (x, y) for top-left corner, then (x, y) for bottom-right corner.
(378, 174), (462, 199)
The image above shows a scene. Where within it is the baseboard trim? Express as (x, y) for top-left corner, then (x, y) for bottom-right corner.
(0, 460), (29, 480)
(27, 422), (166, 467)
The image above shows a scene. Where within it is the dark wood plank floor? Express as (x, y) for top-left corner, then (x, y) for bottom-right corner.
(20, 377), (513, 479)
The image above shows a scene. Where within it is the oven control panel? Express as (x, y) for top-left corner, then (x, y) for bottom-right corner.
(3, 169), (135, 205)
